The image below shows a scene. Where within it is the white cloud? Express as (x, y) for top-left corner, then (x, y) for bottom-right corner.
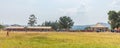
(111, 0), (120, 8)
(58, 8), (78, 16)
(53, 0), (81, 3)
(0, 0), (113, 25)
(57, 0), (87, 16)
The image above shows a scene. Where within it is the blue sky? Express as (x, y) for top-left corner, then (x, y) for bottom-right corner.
(0, 0), (120, 25)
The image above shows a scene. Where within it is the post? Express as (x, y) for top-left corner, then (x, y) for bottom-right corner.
(6, 31), (9, 36)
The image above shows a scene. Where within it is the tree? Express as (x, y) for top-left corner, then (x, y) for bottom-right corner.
(108, 10), (120, 29)
(24, 26), (28, 32)
(0, 25), (4, 29)
(117, 11), (120, 28)
(42, 21), (52, 26)
(51, 21), (59, 30)
(28, 14), (37, 26)
(85, 27), (91, 30)
(59, 16), (74, 30)
(42, 21), (59, 31)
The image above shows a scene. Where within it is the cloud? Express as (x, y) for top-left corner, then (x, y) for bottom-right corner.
(57, 1), (87, 25)
(53, 0), (81, 3)
(1, 0), (112, 25)
(111, 0), (120, 8)
(57, 0), (87, 16)
(58, 8), (78, 16)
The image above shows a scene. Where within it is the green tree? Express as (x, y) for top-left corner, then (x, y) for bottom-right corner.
(85, 27), (91, 30)
(51, 21), (59, 30)
(59, 16), (74, 30)
(42, 21), (51, 26)
(117, 11), (120, 28)
(28, 14), (37, 26)
(0, 25), (4, 29)
(42, 21), (59, 31)
(108, 11), (120, 29)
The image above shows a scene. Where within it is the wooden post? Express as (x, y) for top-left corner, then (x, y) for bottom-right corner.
(6, 31), (9, 36)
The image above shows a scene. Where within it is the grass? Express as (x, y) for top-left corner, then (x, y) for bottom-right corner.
(0, 31), (120, 48)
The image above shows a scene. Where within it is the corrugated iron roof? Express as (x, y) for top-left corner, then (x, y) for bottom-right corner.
(5, 26), (24, 29)
(5, 26), (52, 29)
(27, 26), (52, 29)
(90, 23), (107, 28)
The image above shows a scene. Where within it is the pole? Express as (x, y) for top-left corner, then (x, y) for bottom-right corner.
(6, 31), (9, 36)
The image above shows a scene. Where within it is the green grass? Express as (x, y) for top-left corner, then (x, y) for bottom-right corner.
(0, 31), (120, 48)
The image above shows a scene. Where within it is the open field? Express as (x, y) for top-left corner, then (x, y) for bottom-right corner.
(0, 31), (120, 48)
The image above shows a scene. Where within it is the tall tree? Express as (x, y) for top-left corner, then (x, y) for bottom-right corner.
(108, 11), (120, 29)
(42, 21), (51, 26)
(59, 16), (74, 30)
(28, 14), (37, 26)
(117, 11), (120, 28)
(51, 21), (59, 30)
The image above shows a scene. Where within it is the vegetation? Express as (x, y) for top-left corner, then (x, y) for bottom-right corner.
(59, 16), (74, 30)
(108, 11), (120, 29)
(42, 16), (74, 30)
(85, 27), (91, 30)
(0, 31), (120, 48)
(0, 25), (4, 29)
(42, 21), (59, 30)
(28, 14), (37, 26)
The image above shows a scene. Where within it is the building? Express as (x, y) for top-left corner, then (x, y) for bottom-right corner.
(4, 26), (53, 31)
(26, 26), (53, 31)
(5, 26), (25, 31)
(89, 23), (109, 32)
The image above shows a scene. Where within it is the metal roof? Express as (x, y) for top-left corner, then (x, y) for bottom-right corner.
(27, 26), (52, 29)
(5, 26), (24, 29)
(5, 26), (52, 29)
(90, 23), (107, 28)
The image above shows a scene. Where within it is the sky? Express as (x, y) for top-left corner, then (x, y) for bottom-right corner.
(0, 0), (120, 25)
